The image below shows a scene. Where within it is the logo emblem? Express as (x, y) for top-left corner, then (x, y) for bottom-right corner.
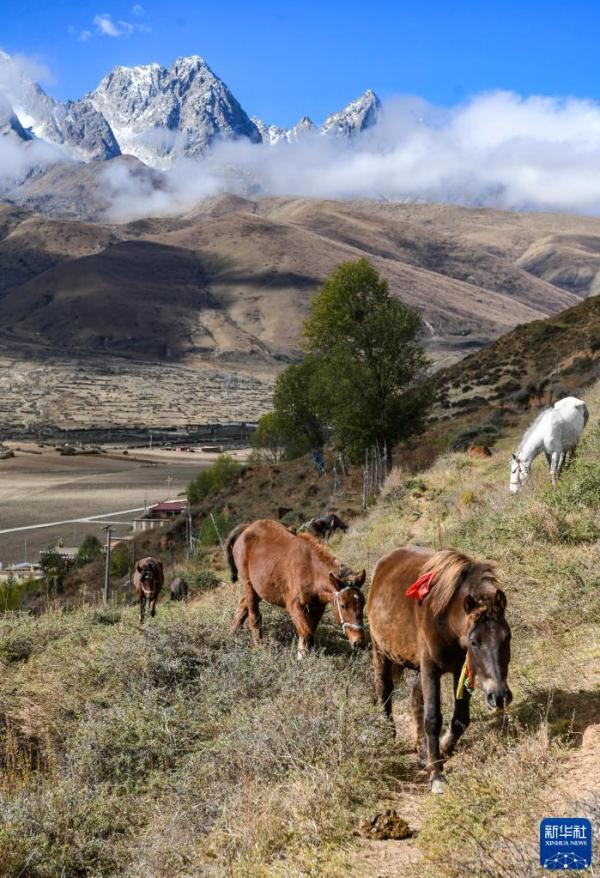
(540, 818), (592, 870)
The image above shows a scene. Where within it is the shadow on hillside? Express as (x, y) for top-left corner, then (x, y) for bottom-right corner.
(513, 688), (600, 743)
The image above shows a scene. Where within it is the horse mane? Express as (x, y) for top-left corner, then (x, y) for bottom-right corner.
(518, 407), (551, 453)
(421, 548), (498, 616)
(297, 532), (340, 569)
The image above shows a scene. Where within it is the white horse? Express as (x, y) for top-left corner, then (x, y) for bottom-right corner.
(509, 396), (589, 493)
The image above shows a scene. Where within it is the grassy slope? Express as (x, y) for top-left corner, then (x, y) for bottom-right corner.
(1, 391), (600, 877)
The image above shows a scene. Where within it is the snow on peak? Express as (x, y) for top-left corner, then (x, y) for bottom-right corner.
(0, 50), (120, 160)
(321, 90), (381, 137)
(89, 55), (260, 165)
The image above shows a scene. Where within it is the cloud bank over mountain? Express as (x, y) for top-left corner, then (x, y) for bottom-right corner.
(4, 51), (600, 220)
(100, 90), (600, 220)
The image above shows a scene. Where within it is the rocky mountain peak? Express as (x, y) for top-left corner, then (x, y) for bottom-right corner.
(89, 54), (260, 165)
(321, 89), (382, 137)
(0, 51), (120, 160)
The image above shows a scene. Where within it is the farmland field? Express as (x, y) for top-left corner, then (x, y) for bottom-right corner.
(0, 444), (218, 565)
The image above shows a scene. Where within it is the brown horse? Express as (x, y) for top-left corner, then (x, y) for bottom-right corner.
(467, 444), (493, 458)
(368, 545), (512, 792)
(226, 519), (367, 656)
(133, 557), (164, 622)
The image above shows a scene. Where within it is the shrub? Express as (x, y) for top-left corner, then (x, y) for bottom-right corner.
(0, 577), (41, 613)
(75, 535), (103, 568)
(251, 411), (290, 462)
(110, 544), (130, 577)
(187, 454), (240, 505)
(195, 511), (229, 554)
(193, 569), (220, 590)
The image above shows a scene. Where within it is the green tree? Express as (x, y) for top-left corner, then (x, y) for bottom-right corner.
(110, 544), (130, 577)
(251, 411), (288, 462)
(304, 258), (431, 463)
(270, 357), (326, 458)
(187, 454), (240, 506)
(75, 535), (103, 568)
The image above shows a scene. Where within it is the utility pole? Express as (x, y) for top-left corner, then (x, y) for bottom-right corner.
(103, 526), (113, 606)
(187, 504), (193, 560)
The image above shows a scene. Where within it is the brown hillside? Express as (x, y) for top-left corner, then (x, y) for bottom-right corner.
(2, 195), (600, 431)
(435, 293), (600, 416)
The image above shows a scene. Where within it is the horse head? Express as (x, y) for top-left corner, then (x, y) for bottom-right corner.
(137, 560), (159, 594)
(462, 590), (512, 711)
(329, 569), (367, 649)
(509, 454), (530, 494)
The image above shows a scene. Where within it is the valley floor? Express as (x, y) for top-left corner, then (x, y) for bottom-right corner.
(1, 386), (600, 876)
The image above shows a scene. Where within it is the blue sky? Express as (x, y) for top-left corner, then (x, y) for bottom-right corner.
(3, 0), (600, 126)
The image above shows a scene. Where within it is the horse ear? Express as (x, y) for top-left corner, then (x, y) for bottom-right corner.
(511, 453), (517, 461)
(464, 594), (478, 614)
(494, 589), (507, 613)
(329, 572), (343, 590)
(355, 570), (367, 588)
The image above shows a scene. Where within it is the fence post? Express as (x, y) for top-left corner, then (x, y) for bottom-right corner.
(103, 527), (113, 606)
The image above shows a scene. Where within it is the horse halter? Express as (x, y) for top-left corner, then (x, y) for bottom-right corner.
(332, 586), (364, 632)
(140, 568), (158, 597)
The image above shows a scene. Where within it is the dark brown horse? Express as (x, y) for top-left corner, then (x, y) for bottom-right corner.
(226, 519), (367, 656)
(133, 557), (164, 622)
(368, 545), (512, 792)
(303, 514), (350, 539)
(170, 576), (188, 601)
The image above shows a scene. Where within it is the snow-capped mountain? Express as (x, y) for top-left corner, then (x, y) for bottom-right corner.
(0, 93), (30, 141)
(252, 91), (381, 145)
(252, 115), (317, 145)
(321, 89), (381, 138)
(0, 49), (382, 180)
(0, 51), (120, 160)
(88, 55), (261, 166)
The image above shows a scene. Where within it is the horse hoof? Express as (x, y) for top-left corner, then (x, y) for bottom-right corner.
(430, 777), (447, 795)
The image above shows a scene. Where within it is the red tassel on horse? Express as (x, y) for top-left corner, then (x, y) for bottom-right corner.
(405, 570), (437, 601)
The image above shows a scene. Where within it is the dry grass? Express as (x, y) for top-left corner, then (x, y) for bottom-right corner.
(2, 387), (600, 876)
(0, 591), (406, 877)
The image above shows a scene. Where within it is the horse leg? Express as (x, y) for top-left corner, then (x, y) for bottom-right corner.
(421, 659), (444, 792)
(150, 595), (157, 618)
(440, 669), (471, 758)
(411, 671), (427, 765)
(245, 583), (263, 646)
(230, 595), (249, 633)
(139, 593), (146, 624)
(373, 643), (395, 731)
(550, 451), (560, 487)
(289, 599), (318, 659)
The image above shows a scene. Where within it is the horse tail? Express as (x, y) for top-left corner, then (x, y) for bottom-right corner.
(225, 523), (249, 583)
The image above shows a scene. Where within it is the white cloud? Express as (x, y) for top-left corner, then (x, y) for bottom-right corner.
(0, 51), (53, 87)
(93, 13), (121, 36)
(0, 135), (65, 195)
(93, 11), (150, 37)
(99, 89), (600, 221)
(132, 4), (145, 16)
(79, 30), (92, 42)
